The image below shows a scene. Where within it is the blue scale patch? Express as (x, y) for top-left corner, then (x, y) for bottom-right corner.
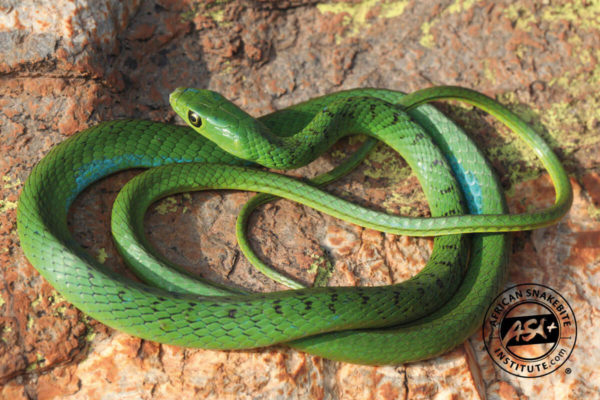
(445, 155), (484, 215)
(68, 154), (194, 210)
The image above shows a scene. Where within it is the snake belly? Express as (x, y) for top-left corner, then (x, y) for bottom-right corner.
(17, 87), (571, 365)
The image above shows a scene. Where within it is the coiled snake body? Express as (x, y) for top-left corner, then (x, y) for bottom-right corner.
(17, 86), (571, 365)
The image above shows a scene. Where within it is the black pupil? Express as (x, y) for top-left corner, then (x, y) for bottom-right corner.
(188, 110), (201, 127)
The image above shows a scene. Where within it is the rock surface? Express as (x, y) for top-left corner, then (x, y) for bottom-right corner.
(1, 0), (599, 398)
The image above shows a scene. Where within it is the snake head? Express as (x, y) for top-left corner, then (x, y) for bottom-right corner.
(170, 87), (266, 162)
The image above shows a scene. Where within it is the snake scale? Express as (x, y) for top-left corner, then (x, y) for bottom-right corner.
(17, 86), (572, 365)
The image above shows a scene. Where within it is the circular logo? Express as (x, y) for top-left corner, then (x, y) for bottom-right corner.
(482, 283), (577, 378)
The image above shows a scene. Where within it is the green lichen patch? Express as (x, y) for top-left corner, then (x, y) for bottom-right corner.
(499, 71), (600, 175)
(587, 204), (600, 221)
(362, 143), (413, 183)
(2, 324), (12, 344)
(96, 248), (108, 264)
(309, 251), (335, 287)
(360, 143), (427, 215)
(155, 193), (193, 215)
(25, 353), (46, 372)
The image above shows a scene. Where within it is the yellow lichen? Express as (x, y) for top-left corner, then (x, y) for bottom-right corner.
(503, 3), (536, 32)
(317, 0), (410, 42)
(31, 294), (43, 309)
(489, 68), (600, 192)
(86, 331), (96, 342)
(384, 191), (427, 216)
(587, 204), (600, 220)
(309, 251), (334, 287)
(209, 7), (225, 23)
(218, 61), (236, 76)
(419, 0), (481, 48)
(362, 144), (413, 182)
(447, 0), (479, 15)
(0, 199), (17, 214)
(49, 290), (68, 305)
(26, 353), (46, 372)
(482, 59), (496, 85)
(96, 248), (108, 264)
(155, 193), (192, 215)
(357, 143), (429, 214)
(380, 0), (410, 19)
(182, 1), (231, 26)
(541, 1), (600, 31)
(419, 21), (435, 49)
(2, 175), (21, 190)
(155, 197), (179, 215)
(504, 1), (600, 33)
(513, 44), (528, 61)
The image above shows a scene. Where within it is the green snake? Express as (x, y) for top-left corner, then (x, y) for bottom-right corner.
(16, 86), (572, 365)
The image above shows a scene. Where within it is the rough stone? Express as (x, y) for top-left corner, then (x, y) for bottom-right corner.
(1, 0), (599, 398)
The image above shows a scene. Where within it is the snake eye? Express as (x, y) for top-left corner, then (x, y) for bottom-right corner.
(187, 110), (202, 128)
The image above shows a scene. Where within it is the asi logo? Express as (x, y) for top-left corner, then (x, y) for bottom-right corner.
(483, 283), (576, 378)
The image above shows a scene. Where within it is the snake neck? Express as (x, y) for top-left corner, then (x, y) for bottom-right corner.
(253, 96), (412, 170)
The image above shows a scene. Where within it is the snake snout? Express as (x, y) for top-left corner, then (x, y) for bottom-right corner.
(169, 87), (186, 106)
